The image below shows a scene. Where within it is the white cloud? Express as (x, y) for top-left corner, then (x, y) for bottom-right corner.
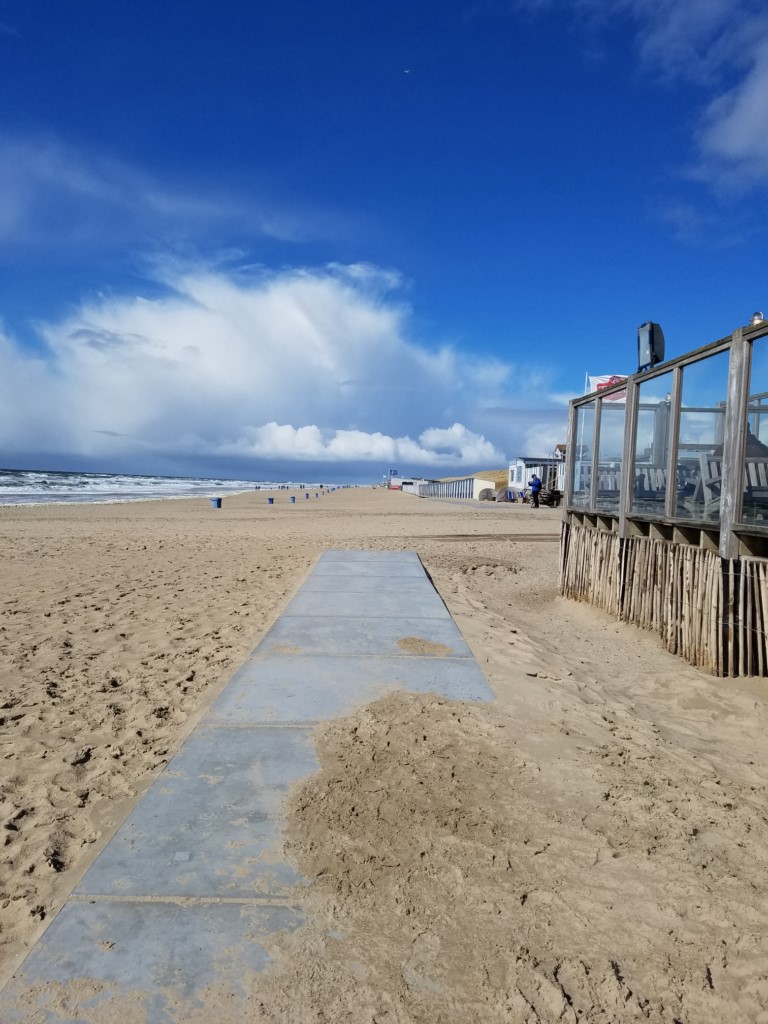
(697, 38), (768, 186)
(418, 424), (505, 463)
(521, 418), (568, 456)
(210, 421), (504, 465)
(0, 262), (541, 474)
(513, 0), (768, 187)
(0, 136), (337, 250)
(614, 0), (746, 78)
(615, 0), (768, 186)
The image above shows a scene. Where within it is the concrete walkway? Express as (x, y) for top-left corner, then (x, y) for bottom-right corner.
(0, 550), (493, 1023)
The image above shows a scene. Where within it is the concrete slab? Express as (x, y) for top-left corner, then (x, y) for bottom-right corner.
(316, 550), (421, 564)
(312, 558), (428, 578)
(77, 727), (317, 898)
(211, 654), (494, 724)
(259, 614), (473, 658)
(0, 900), (303, 1024)
(300, 573), (435, 593)
(283, 589), (450, 620)
(0, 550), (492, 1022)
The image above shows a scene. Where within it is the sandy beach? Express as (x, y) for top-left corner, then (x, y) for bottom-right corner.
(1, 488), (768, 1022)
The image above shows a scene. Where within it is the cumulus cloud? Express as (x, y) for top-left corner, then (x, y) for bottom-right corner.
(0, 262), (536, 475)
(418, 424), (505, 463)
(210, 422), (504, 465)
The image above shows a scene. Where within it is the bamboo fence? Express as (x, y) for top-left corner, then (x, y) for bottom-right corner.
(559, 523), (621, 616)
(560, 523), (768, 676)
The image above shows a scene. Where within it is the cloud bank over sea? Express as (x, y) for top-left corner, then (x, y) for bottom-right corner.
(0, 261), (564, 478)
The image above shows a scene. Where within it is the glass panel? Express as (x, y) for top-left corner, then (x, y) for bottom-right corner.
(571, 402), (595, 507)
(631, 371), (674, 515)
(675, 350), (729, 522)
(596, 398), (625, 513)
(743, 335), (768, 524)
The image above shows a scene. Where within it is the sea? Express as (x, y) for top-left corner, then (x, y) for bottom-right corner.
(0, 468), (318, 506)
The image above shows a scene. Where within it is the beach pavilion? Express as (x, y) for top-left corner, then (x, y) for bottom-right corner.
(560, 315), (768, 676)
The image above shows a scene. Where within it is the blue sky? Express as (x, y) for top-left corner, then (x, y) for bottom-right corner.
(1, 0), (767, 481)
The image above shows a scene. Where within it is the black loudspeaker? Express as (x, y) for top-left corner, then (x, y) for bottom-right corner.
(638, 322), (665, 373)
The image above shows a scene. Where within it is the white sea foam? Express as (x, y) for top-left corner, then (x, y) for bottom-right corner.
(0, 469), (329, 506)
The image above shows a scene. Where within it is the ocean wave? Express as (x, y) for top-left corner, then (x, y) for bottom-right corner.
(0, 468), (311, 505)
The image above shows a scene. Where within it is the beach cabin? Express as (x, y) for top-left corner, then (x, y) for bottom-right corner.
(508, 456), (566, 496)
(400, 478), (432, 494)
(417, 474), (497, 500)
(560, 316), (768, 675)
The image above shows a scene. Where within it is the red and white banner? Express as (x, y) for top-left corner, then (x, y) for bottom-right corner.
(586, 374), (627, 401)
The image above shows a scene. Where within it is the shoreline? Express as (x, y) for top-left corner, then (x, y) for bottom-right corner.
(0, 483), (357, 509)
(0, 465), (341, 508)
(0, 489), (256, 509)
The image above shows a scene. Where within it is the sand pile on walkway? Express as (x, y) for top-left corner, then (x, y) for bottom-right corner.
(1, 488), (768, 1022)
(262, 688), (768, 1023)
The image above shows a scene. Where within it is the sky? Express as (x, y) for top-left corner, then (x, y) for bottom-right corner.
(1, 0), (767, 482)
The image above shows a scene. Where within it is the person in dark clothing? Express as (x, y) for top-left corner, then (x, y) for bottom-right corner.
(529, 474), (542, 508)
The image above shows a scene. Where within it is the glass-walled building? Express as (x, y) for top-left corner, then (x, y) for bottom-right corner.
(565, 320), (768, 545)
(561, 318), (768, 676)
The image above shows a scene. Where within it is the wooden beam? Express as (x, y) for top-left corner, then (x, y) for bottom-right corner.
(619, 375), (638, 539)
(720, 329), (750, 559)
(666, 365), (683, 519)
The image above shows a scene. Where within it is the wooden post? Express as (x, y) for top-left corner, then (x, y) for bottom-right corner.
(590, 397), (600, 512)
(563, 400), (578, 512)
(619, 375), (638, 540)
(720, 328), (749, 559)
(665, 365), (683, 520)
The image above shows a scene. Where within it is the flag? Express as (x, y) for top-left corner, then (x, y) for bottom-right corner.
(586, 374), (627, 401)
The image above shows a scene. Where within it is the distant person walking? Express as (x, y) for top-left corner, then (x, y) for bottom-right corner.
(528, 474), (542, 508)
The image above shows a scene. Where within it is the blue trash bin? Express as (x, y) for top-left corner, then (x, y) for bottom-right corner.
(290, 496), (296, 504)
(268, 497), (274, 505)
(210, 497), (222, 509)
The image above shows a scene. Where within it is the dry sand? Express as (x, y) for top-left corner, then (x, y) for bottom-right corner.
(1, 488), (768, 1022)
